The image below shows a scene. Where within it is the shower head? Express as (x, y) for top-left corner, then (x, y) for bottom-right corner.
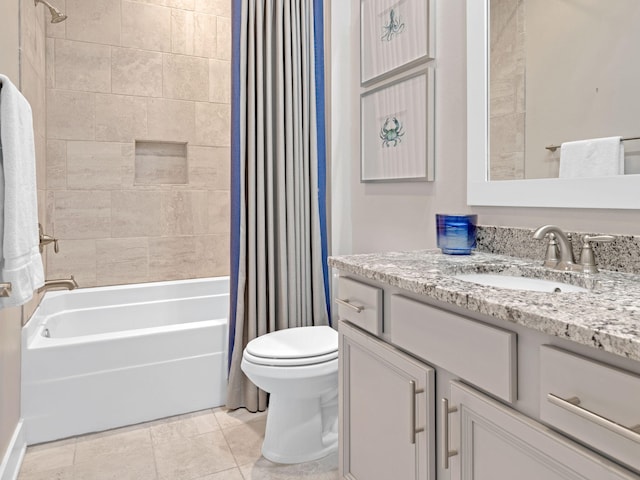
(34, 0), (67, 23)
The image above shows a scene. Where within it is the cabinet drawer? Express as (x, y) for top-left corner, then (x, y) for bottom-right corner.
(540, 346), (640, 473)
(390, 295), (517, 402)
(336, 277), (383, 335)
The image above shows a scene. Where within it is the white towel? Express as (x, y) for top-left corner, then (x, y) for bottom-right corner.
(0, 75), (44, 308)
(559, 136), (625, 178)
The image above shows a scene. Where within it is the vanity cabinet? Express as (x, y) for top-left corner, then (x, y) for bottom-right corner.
(447, 381), (635, 480)
(335, 274), (640, 480)
(339, 320), (435, 480)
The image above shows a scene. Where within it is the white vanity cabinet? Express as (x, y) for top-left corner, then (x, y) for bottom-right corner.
(335, 274), (640, 480)
(447, 381), (636, 480)
(339, 320), (435, 480)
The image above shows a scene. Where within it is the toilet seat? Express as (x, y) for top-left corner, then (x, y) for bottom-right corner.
(243, 349), (338, 366)
(244, 326), (338, 367)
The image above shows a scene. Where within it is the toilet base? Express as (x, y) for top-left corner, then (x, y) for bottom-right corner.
(261, 392), (338, 464)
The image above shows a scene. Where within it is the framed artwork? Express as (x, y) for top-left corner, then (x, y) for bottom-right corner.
(360, 68), (434, 182)
(360, 0), (434, 84)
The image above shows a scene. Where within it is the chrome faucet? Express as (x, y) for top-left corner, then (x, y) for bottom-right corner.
(532, 225), (578, 271)
(38, 275), (78, 294)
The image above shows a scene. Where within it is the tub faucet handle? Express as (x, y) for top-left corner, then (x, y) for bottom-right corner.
(39, 223), (59, 254)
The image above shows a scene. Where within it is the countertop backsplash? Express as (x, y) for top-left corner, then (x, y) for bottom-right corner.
(476, 225), (640, 274)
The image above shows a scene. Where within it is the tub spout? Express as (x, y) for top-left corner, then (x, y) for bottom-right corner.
(38, 275), (78, 294)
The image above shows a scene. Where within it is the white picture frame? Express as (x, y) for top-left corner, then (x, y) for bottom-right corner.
(360, 0), (434, 85)
(360, 68), (435, 182)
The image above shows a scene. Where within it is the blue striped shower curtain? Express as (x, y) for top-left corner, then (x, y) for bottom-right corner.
(227, 0), (330, 411)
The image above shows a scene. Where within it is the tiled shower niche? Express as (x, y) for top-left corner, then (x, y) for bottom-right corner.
(135, 141), (188, 185)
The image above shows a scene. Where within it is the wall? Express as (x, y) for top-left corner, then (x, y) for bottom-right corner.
(44, 0), (231, 287)
(0, 0), (48, 464)
(334, 0), (640, 257)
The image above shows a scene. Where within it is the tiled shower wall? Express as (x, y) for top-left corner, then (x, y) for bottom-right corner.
(44, 0), (231, 287)
(489, 0), (525, 181)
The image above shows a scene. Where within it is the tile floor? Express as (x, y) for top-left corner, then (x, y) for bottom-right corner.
(17, 408), (339, 480)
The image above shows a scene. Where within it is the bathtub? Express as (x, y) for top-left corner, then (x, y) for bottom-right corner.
(21, 277), (229, 445)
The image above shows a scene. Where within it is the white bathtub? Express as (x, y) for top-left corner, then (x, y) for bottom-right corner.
(21, 277), (229, 445)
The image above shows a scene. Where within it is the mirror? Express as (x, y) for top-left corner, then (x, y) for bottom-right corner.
(467, 0), (640, 209)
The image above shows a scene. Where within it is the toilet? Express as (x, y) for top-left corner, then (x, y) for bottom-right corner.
(240, 325), (339, 464)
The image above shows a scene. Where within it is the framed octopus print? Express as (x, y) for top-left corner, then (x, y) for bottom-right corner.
(360, 68), (435, 182)
(360, 0), (434, 85)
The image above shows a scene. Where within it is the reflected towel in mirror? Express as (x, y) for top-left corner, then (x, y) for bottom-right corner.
(559, 136), (624, 178)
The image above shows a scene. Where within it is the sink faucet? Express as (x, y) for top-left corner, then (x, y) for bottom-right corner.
(38, 275), (78, 294)
(532, 225), (578, 271)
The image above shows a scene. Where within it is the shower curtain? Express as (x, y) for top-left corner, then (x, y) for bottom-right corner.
(226, 0), (330, 411)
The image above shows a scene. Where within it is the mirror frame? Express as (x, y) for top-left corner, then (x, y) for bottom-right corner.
(466, 0), (640, 209)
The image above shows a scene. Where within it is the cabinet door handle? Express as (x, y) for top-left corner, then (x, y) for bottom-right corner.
(409, 380), (425, 444)
(0, 282), (11, 297)
(547, 393), (640, 444)
(440, 398), (459, 469)
(335, 298), (364, 313)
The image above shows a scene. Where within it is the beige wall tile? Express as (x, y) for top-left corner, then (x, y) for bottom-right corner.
(195, 234), (229, 277)
(45, 0), (66, 39)
(66, 141), (128, 190)
(148, 236), (198, 280)
(46, 239), (97, 287)
(21, 0), (46, 71)
(121, 1), (171, 53)
(163, 54), (209, 101)
(194, 13), (216, 58)
(46, 37), (55, 87)
(47, 89), (95, 140)
(209, 59), (230, 104)
(171, 9), (194, 55)
(216, 16), (231, 61)
(96, 94), (148, 142)
(46, 139), (67, 190)
(147, 98), (196, 143)
(190, 190), (210, 235)
(136, 0), (195, 9)
(111, 47), (163, 98)
(96, 238), (149, 285)
(54, 39), (111, 93)
(53, 191), (111, 239)
(65, 0), (121, 45)
(195, 0), (231, 17)
(111, 191), (164, 237)
(188, 146), (230, 190)
(195, 102), (230, 146)
(162, 191), (196, 235)
(207, 190), (230, 234)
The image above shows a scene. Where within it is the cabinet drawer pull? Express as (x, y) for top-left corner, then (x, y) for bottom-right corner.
(440, 398), (459, 469)
(547, 393), (640, 444)
(409, 380), (425, 444)
(336, 298), (364, 313)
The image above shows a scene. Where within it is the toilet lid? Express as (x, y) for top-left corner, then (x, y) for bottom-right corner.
(243, 349), (338, 366)
(245, 326), (338, 361)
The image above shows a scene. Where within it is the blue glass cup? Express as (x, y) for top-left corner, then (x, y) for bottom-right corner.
(436, 214), (477, 255)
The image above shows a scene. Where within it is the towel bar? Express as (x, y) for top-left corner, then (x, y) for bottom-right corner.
(545, 136), (640, 152)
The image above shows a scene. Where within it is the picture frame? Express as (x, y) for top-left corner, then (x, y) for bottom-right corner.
(360, 0), (434, 85)
(360, 68), (435, 182)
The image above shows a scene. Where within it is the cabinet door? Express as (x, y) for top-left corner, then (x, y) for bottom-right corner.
(448, 381), (638, 480)
(339, 321), (435, 480)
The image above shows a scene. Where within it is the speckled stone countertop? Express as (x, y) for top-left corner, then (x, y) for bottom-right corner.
(329, 250), (640, 362)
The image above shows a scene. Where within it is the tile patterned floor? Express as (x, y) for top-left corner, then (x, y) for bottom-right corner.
(17, 408), (339, 480)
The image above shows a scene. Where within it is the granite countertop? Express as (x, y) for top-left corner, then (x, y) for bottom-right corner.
(328, 250), (640, 362)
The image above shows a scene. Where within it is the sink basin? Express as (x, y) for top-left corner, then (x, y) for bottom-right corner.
(454, 273), (588, 293)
